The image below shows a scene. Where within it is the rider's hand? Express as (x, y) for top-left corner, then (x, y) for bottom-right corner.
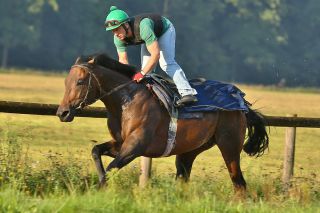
(132, 71), (145, 82)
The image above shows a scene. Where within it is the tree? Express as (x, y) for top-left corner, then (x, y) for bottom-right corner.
(276, 0), (320, 86)
(2, 0), (319, 86)
(0, 0), (57, 68)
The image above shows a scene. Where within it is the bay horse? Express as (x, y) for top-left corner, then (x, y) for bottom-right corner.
(56, 53), (269, 192)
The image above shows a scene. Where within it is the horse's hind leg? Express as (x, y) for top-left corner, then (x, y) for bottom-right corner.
(91, 140), (121, 185)
(176, 138), (215, 181)
(215, 112), (247, 192)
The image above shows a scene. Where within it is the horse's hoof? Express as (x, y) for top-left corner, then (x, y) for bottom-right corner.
(175, 174), (189, 182)
(97, 178), (106, 189)
(233, 187), (247, 201)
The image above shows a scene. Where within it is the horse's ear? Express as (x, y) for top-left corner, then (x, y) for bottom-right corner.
(88, 58), (95, 64)
(75, 55), (89, 64)
(75, 57), (82, 64)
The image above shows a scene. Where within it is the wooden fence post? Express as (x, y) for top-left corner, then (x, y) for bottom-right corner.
(139, 157), (152, 187)
(282, 114), (297, 188)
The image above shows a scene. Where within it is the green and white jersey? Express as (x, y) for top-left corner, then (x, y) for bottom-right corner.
(114, 17), (171, 53)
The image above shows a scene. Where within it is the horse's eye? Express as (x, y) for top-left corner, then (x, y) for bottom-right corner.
(76, 79), (85, 86)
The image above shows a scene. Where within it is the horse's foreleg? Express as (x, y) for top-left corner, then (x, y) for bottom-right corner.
(105, 146), (141, 173)
(176, 139), (215, 181)
(91, 140), (121, 186)
(104, 134), (147, 177)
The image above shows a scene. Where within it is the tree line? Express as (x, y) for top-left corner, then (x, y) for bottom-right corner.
(1, 0), (319, 87)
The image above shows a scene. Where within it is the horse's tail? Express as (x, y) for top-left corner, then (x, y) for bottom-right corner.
(243, 107), (269, 157)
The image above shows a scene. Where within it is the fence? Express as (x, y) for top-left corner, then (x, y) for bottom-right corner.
(1, 101), (320, 187)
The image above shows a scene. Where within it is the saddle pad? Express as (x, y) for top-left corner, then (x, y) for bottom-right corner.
(181, 80), (249, 113)
(148, 76), (249, 118)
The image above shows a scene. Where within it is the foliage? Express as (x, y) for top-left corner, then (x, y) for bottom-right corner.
(0, 128), (319, 212)
(0, 0), (319, 86)
(0, 131), (319, 212)
(0, 0), (58, 68)
(0, 125), (96, 196)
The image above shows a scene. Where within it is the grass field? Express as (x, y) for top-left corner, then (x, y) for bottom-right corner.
(0, 70), (320, 212)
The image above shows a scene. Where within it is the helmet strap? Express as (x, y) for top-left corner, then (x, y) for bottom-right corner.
(122, 23), (131, 38)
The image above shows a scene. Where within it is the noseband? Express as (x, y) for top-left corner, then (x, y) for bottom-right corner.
(71, 64), (134, 110)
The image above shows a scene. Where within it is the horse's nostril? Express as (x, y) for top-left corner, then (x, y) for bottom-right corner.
(61, 111), (69, 118)
(57, 108), (75, 122)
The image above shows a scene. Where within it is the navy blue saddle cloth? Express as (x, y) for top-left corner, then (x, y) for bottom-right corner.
(144, 74), (250, 117)
(182, 79), (249, 113)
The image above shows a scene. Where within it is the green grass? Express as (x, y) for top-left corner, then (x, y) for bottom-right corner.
(0, 70), (320, 212)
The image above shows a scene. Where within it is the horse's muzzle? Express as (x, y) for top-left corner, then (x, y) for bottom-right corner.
(56, 106), (76, 122)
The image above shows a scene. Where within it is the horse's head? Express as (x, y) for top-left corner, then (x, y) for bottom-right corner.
(56, 58), (101, 122)
(57, 53), (138, 122)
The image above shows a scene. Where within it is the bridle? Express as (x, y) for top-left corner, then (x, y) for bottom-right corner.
(71, 64), (134, 110)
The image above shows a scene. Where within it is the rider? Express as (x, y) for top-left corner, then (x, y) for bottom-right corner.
(105, 6), (198, 106)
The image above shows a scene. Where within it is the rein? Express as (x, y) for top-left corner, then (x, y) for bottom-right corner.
(71, 64), (134, 110)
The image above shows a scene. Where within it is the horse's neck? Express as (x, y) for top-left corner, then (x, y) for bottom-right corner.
(97, 67), (140, 114)
(97, 67), (129, 89)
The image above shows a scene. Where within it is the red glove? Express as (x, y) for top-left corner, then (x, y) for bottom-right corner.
(132, 72), (145, 82)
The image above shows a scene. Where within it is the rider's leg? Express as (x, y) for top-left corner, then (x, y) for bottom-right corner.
(158, 23), (197, 105)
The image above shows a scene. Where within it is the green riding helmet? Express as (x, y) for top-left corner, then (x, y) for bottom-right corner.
(105, 6), (129, 31)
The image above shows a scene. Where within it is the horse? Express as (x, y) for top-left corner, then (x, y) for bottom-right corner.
(56, 53), (269, 192)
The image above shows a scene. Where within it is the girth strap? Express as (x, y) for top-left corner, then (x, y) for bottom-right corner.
(161, 99), (179, 157)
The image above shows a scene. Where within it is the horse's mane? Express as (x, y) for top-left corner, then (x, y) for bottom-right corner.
(75, 53), (138, 79)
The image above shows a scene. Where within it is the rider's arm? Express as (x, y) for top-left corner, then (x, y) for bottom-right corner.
(142, 41), (160, 75)
(114, 35), (128, 64)
(118, 51), (129, 64)
(139, 18), (161, 75)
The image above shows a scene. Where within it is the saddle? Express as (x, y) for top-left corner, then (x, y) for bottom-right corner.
(145, 74), (179, 107)
(144, 74), (204, 119)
